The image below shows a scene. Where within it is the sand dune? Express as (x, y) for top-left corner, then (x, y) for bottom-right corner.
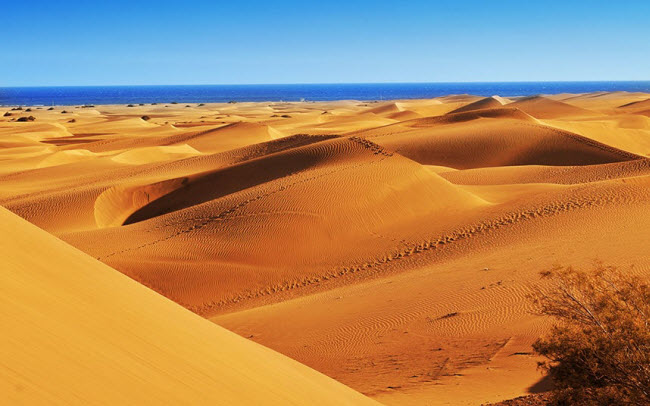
(110, 144), (202, 164)
(415, 106), (535, 125)
(36, 148), (100, 168)
(0, 207), (377, 405)
(365, 102), (405, 115)
(67, 136), (488, 312)
(386, 110), (422, 120)
(440, 159), (650, 185)
(507, 95), (597, 119)
(618, 97), (650, 110)
(3, 92), (650, 405)
(447, 95), (510, 114)
(363, 117), (640, 169)
(541, 116), (650, 157)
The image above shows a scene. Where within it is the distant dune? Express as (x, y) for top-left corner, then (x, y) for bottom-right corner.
(2, 92), (650, 405)
(507, 95), (597, 118)
(447, 95), (510, 114)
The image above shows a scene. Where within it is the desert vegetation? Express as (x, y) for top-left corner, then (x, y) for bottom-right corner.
(533, 265), (649, 405)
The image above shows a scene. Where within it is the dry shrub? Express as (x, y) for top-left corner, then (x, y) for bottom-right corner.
(533, 265), (649, 405)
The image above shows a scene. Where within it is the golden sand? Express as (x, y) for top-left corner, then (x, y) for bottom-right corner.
(2, 92), (650, 404)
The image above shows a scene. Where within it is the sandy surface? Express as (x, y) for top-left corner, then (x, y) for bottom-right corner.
(2, 92), (649, 404)
(0, 207), (377, 405)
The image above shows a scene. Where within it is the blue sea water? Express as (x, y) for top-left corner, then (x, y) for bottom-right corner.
(1, 82), (649, 106)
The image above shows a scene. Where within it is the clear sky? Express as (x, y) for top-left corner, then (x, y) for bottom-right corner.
(2, 0), (649, 86)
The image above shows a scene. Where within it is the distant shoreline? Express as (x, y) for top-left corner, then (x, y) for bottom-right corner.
(2, 81), (649, 107)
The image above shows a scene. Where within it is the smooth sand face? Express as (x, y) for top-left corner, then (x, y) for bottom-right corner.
(0, 207), (378, 405)
(1, 93), (650, 405)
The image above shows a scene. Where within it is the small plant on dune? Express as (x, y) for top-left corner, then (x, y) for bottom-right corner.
(3, 112), (11, 117)
(532, 265), (649, 405)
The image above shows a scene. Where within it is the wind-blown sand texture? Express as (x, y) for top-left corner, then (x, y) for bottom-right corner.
(2, 92), (650, 405)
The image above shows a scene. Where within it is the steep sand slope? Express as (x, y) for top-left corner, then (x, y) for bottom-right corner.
(0, 207), (377, 406)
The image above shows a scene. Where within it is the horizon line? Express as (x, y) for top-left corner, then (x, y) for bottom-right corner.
(3, 79), (650, 89)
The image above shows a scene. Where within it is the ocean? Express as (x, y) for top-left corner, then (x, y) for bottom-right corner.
(1, 81), (649, 106)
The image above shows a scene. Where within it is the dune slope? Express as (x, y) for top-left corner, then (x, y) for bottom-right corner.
(0, 206), (377, 406)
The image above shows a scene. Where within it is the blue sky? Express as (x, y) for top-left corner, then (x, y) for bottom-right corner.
(2, 0), (649, 86)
